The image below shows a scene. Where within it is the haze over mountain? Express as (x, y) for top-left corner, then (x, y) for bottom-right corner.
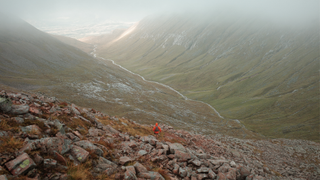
(88, 7), (319, 141)
(0, 12), (260, 139)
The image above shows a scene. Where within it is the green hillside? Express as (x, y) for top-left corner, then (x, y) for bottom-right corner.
(0, 13), (261, 139)
(92, 12), (320, 141)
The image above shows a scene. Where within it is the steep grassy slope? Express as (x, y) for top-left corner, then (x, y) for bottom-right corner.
(0, 13), (259, 139)
(91, 12), (319, 141)
(51, 34), (94, 54)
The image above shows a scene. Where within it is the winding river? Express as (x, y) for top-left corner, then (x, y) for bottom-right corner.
(90, 45), (250, 137)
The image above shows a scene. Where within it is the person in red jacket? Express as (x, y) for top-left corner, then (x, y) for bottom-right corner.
(153, 123), (161, 138)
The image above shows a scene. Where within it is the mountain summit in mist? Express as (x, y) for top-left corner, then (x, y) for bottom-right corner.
(0, 13), (258, 139)
(89, 11), (319, 142)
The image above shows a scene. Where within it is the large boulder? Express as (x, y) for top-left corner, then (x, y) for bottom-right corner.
(208, 159), (229, 166)
(238, 166), (251, 180)
(140, 136), (158, 146)
(168, 143), (186, 154)
(93, 157), (117, 175)
(93, 163), (117, 175)
(216, 172), (228, 180)
(133, 162), (148, 174)
(20, 125), (42, 134)
(74, 140), (103, 156)
(102, 125), (120, 134)
(197, 167), (210, 173)
(0, 175), (8, 180)
(226, 168), (237, 180)
(175, 150), (192, 162)
(0, 130), (9, 137)
(137, 150), (148, 157)
(40, 137), (73, 155)
(119, 156), (133, 165)
(5, 153), (36, 176)
(88, 127), (104, 137)
(97, 156), (117, 166)
(191, 159), (202, 166)
(71, 104), (81, 115)
(0, 97), (12, 113)
(179, 167), (187, 178)
(9, 105), (29, 115)
(124, 166), (137, 180)
(138, 171), (165, 180)
(70, 145), (89, 163)
(208, 169), (217, 179)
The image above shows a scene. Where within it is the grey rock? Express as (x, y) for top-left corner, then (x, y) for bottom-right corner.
(9, 105), (29, 115)
(119, 156), (133, 165)
(179, 167), (187, 178)
(138, 150), (148, 156)
(74, 140), (103, 156)
(0, 97), (12, 113)
(191, 159), (202, 166)
(197, 167), (210, 173)
(13, 117), (24, 124)
(134, 162), (148, 173)
(44, 159), (57, 168)
(0, 175), (8, 180)
(168, 142), (186, 153)
(0, 130), (9, 137)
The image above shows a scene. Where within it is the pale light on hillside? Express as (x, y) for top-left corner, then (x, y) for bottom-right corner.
(112, 22), (138, 43)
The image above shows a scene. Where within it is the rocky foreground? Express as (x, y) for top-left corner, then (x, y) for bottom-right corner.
(0, 89), (319, 180)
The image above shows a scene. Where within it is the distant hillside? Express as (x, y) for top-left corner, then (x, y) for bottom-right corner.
(79, 28), (126, 48)
(0, 13), (258, 139)
(51, 34), (93, 54)
(90, 12), (320, 141)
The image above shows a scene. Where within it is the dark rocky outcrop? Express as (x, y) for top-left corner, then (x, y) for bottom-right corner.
(0, 90), (319, 180)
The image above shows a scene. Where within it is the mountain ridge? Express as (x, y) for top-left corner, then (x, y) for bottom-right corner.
(89, 12), (319, 142)
(0, 13), (260, 139)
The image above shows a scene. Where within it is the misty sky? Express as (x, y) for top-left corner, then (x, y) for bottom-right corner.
(1, 0), (318, 21)
(0, 0), (318, 38)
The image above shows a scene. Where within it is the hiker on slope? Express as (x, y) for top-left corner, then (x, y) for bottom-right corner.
(153, 123), (161, 138)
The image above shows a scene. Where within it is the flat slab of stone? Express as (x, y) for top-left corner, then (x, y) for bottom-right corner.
(196, 153), (210, 159)
(9, 105), (29, 115)
(208, 159), (229, 166)
(0, 130), (9, 137)
(168, 143), (186, 153)
(134, 162), (148, 173)
(191, 159), (202, 166)
(40, 137), (73, 155)
(88, 127), (104, 137)
(102, 125), (120, 134)
(54, 151), (67, 166)
(70, 145), (89, 163)
(140, 136), (157, 145)
(13, 117), (24, 124)
(0, 175), (8, 180)
(138, 171), (165, 180)
(72, 131), (83, 139)
(119, 156), (133, 165)
(97, 157), (116, 166)
(74, 140), (103, 156)
(175, 150), (192, 162)
(124, 166), (137, 180)
(20, 125), (41, 134)
(0, 97), (12, 113)
(197, 167), (210, 173)
(137, 150), (148, 156)
(44, 159), (57, 168)
(5, 153), (36, 176)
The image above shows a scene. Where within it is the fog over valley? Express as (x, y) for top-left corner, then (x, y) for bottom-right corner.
(0, 0), (318, 39)
(0, 1), (319, 179)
